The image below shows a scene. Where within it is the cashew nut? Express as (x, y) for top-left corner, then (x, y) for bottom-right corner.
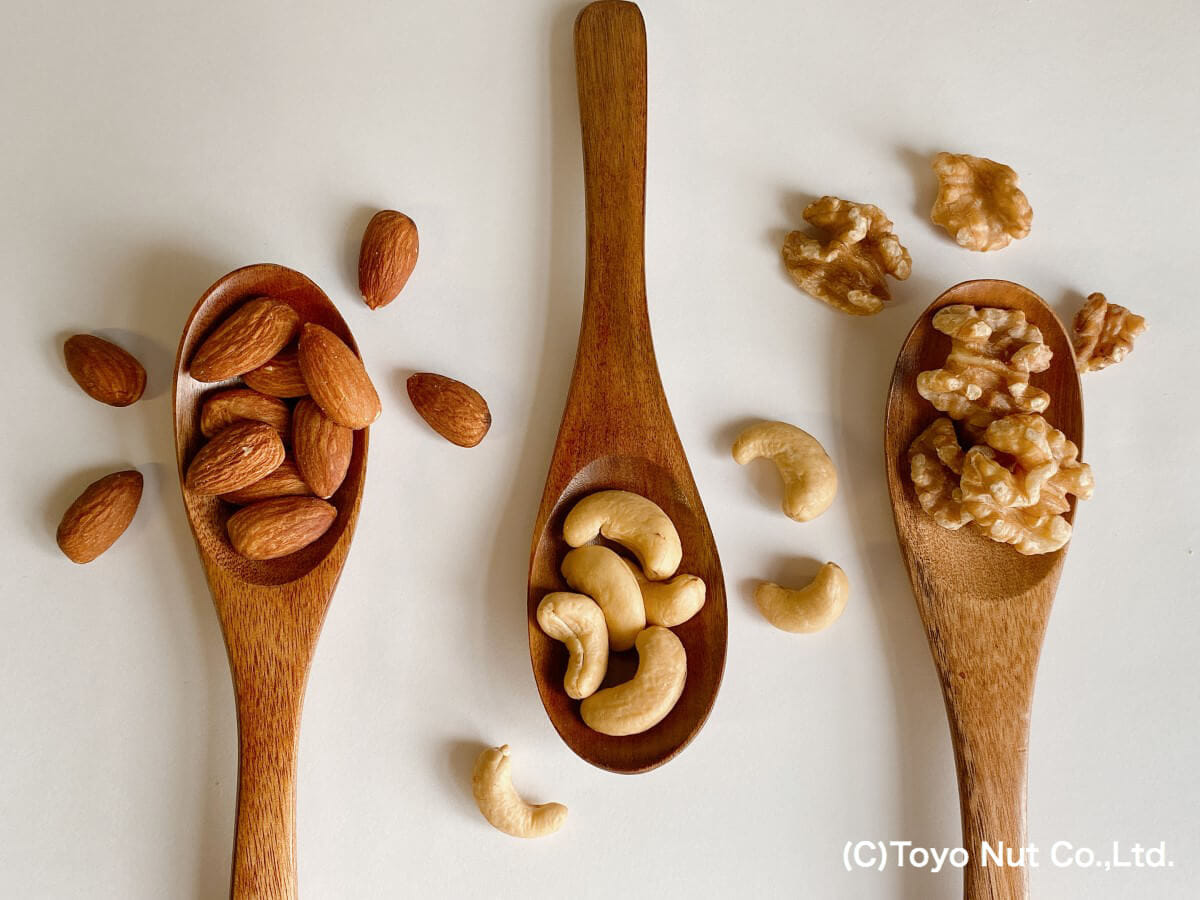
(620, 558), (706, 627)
(471, 745), (567, 838)
(562, 490), (682, 580)
(560, 545), (646, 651)
(580, 626), (687, 736)
(536, 592), (609, 699)
(732, 421), (838, 522)
(755, 562), (849, 633)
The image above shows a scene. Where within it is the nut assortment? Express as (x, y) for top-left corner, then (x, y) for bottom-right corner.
(184, 295), (379, 560)
(908, 304), (1094, 555)
(538, 489), (704, 734)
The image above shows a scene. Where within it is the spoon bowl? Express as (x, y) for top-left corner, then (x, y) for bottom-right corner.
(527, 1), (727, 774)
(885, 279), (1083, 899)
(174, 263), (367, 899)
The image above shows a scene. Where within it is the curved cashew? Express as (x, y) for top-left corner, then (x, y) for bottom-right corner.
(620, 558), (706, 627)
(755, 562), (849, 633)
(562, 490), (682, 580)
(560, 545), (646, 651)
(536, 592), (609, 699)
(580, 626), (687, 736)
(732, 421), (837, 522)
(471, 745), (567, 838)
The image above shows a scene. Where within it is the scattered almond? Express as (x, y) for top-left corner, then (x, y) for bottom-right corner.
(200, 388), (291, 439)
(292, 398), (353, 499)
(243, 347), (309, 398)
(56, 470), (143, 563)
(297, 323), (381, 429)
(220, 457), (312, 505)
(359, 210), (419, 310)
(63, 334), (146, 407)
(227, 496), (337, 560)
(185, 421), (286, 495)
(190, 297), (300, 382)
(407, 372), (492, 447)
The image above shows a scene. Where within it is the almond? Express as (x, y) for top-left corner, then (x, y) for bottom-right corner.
(185, 422), (286, 495)
(220, 457), (312, 504)
(297, 323), (381, 429)
(63, 334), (147, 407)
(406, 372), (492, 447)
(243, 347), (309, 398)
(358, 210), (419, 310)
(200, 388), (290, 439)
(292, 398), (352, 499)
(56, 470), (143, 563)
(190, 297), (300, 382)
(227, 496), (337, 560)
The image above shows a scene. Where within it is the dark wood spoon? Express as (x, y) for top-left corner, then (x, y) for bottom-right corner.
(173, 263), (368, 899)
(526, 0), (727, 774)
(885, 280), (1084, 900)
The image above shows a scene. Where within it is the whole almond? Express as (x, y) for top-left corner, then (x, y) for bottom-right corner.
(243, 347), (309, 398)
(406, 373), (492, 447)
(56, 470), (144, 563)
(359, 210), (419, 310)
(200, 388), (291, 438)
(227, 496), (337, 560)
(220, 457), (312, 504)
(190, 297), (300, 382)
(297, 323), (381, 429)
(292, 398), (352, 499)
(63, 335), (147, 407)
(185, 422), (285, 495)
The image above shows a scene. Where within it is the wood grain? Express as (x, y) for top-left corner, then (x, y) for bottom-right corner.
(526, 0), (727, 774)
(885, 280), (1084, 900)
(174, 264), (367, 899)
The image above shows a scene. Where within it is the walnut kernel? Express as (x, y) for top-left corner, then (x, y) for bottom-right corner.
(930, 152), (1032, 252)
(907, 417), (972, 529)
(1072, 292), (1147, 373)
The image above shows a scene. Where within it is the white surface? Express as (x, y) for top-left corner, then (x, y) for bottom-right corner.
(2, 0), (1197, 897)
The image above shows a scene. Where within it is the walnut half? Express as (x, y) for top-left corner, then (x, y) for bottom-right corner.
(930, 152), (1032, 252)
(1072, 292), (1147, 373)
(781, 196), (911, 316)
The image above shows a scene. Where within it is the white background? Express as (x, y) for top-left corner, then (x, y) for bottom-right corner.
(2, 0), (1197, 897)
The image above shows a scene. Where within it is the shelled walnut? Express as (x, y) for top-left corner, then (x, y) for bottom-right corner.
(916, 304), (1052, 432)
(930, 152), (1032, 252)
(907, 417), (972, 529)
(781, 196), (911, 316)
(1072, 292), (1147, 373)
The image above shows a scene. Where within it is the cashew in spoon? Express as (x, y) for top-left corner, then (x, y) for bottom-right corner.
(471, 745), (567, 838)
(755, 562), (849, 633)
(536, 592), (609, 699)
(620, 558), (706, 627)
(732, 421), (837, 522)
(562, 490), (682, 579)
(560, 545), (646, 651)
(580, 626), (687, 736)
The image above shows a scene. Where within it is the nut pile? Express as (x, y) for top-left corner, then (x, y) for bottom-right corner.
(908, 304), (1094, 555)
(184, 297), (380, 560)
(536, 490), (704, 736)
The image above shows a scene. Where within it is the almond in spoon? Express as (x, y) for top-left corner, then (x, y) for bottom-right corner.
(243, 347), (309, 398)
(185, 421), (285, 495)
(190, 297), (300, 382)
(220, 457), (312, 505)
(199, 388), (290, 439)
(297, 323), (381, 429)
(227, 496), (337, 560)
(292, 398), (352, 499)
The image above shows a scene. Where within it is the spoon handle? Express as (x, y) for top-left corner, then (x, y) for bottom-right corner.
(571, 2), (670, 437)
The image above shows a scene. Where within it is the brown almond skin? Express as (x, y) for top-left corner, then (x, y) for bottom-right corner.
(220, 457), (312, 505)
(185, 422), (286, 495)
(407, 373), (492, 447)
(227, 496), (337, 560)
(56, 470), (143, 563)
(200, 388), (291, 438)
(63, 335), (147, 407)
(359, 210), (419, 310)
(243, 347), (309, 398)
(297, 323), (381, 429)
(292, 398), (352, 499)
(190, 297), (300, 382)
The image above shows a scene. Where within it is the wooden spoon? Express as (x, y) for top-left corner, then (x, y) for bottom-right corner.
(173, 263), (368, 900)
(885, 280), (1084, 899)
(526, 0), (727, 774)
